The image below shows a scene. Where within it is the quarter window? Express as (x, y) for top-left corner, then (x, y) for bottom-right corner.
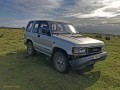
(26, 21), (34, 32)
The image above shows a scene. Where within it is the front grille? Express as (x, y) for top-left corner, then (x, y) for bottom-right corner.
(88, 47), (102, 54)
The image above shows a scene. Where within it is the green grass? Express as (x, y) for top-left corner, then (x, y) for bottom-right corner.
(0, 28), (120, 90)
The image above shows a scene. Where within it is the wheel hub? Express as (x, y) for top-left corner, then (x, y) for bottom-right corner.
(55, 56), (65, 71)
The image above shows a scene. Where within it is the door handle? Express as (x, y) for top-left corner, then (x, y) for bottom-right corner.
(38, 35), (40, 37)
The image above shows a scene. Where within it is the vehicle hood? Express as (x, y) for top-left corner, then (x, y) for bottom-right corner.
(53, 34), (104, 46)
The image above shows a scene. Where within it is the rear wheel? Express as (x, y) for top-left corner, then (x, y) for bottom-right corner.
(53, 51), (70, 73)
(27, 42), (35, 56)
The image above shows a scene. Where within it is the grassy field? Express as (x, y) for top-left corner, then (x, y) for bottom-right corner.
(0, 28), (120, 90)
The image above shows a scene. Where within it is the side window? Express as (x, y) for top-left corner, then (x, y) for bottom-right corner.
(32, 22), (40, 33)
(52, 24), (57, 31)
(57, 24), (64, 32)
(52, 23), (64, 33)
(26, 21), (34, 32)
(40, 21), (49, 34)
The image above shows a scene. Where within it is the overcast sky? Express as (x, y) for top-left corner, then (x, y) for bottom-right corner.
(0, 0), (120, 27)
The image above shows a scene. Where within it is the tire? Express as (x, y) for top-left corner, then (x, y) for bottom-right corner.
(27, 42), (35, 56)
(53, 51), (70, 73)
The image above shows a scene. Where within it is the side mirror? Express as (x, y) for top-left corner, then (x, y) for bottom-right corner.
(42, 28), (51, 36)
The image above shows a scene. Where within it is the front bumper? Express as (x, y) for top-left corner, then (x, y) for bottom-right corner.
(69, 52), (107, 69)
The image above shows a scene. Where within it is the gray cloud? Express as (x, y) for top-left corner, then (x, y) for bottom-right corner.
(0, 0), (120, 27)
(65, 0), (120, 18)
(11, 0), (64, 17)
(0, 0), (64, 27)
(0, 18), (28, 27)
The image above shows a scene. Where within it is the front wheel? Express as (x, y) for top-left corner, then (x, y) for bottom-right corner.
(53, 51), (70, 73)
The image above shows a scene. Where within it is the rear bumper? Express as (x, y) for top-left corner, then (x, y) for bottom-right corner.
(69, 52), (107, 69)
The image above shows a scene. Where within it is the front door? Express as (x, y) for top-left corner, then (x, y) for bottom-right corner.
(37, 21), (53, 56)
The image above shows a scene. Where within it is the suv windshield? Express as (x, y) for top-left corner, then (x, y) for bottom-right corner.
(51, 22), (79, 34)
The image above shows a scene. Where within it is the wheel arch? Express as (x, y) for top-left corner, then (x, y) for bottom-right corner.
(51, 47), (68, 60)
(26, 39), (33, 44)
(52, 47), (71, 73)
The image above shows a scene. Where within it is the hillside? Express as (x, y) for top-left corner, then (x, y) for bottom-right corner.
(0, 28), (120, 90)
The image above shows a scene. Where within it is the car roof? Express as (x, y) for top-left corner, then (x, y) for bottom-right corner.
(29, 20), (69, 24)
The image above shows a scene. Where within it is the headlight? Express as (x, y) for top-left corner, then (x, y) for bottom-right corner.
(101, 46), (105, 51)
(72, 47), (86, 54)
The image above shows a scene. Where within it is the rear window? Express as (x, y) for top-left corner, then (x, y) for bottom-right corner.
(26, 21), (34, 32)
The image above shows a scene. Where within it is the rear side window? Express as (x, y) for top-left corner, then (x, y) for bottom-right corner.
(32, 21), (40, 33)
(26, 21), (34, 32)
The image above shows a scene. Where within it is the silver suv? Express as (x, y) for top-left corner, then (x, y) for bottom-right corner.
(24, 20), (107, 73)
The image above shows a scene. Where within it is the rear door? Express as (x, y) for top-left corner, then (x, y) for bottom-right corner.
(30, 21), (40, 48)
(24, 21), (34, 44)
